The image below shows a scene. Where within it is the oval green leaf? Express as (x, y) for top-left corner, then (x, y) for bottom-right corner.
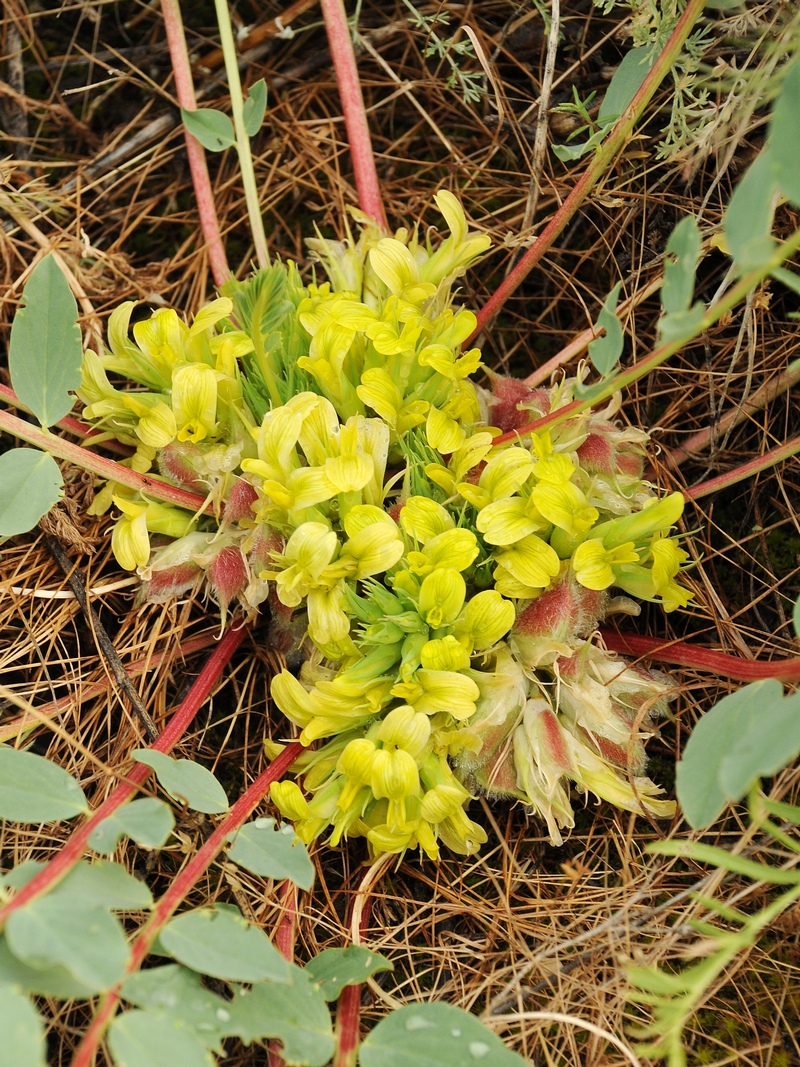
(0, 744), (87, 822)
(243, 79), (267, 137)
(723, 151), (778, 271)
(587, 281), (624, 378)
(0, 450), (63, 539)
(109, 1010), (215, 1067)
(718, 685), (800, 800)
(49, 859), (153, 910)
(181, 108), (236, 152)
(122, 965), (230, 1052)
(359, 1002), (528, 1067)
(227, 969), (334, 1065)
(159, 907), (291, 984)
(0, 935), (98, 999)
(225, 817), (315, 890)
(6, 897), (130, 990)
(305, 946), (393, 1000)
(9, 254), (83, 428)
(598, 47), (654, 123)
(0, 986), (46, 1067)
(132, 750), (229, 814)
(89, 798), (175, 854)
(768, 57), (800, 207)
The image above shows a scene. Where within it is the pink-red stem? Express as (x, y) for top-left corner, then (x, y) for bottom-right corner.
(0, 384), (132, 456)
(320, 0), (388, 231)
(0, 625), (249, 928)
(269, 880), (299, 1067)
(602, 629), (800, 683)
(682, 435), (800, 500)
(161, 0), (230, 288)
(70, 740), (304, 1067)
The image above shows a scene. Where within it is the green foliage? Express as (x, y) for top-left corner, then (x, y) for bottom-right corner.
(181, 108), (236, 152)
(767, 54), (800, 206)
(586, 281), (624, 378)
(0, 449), (63, 539)
(132, 750), (229, 814)
(0, 986), (46, 1067)
(657, 216), (705, 343)
(723, 152), (778, 271)
(159, 907), (292, 983)
(88, 797), (175, 854)
(9, 254), (83, 428)
(242, 78), (268, 138)
(0, 745), (88, 822)
(305, 946), (393, 1000)
(225, 818), (315, 889)
(676, 678), (800, 829)
(226, 970), (335, 1064)
(358, 1002), (529, 1066)
(401, 0), (484, 104)
(598, 46), (654, 122)
(108, 1011), (216, 1067)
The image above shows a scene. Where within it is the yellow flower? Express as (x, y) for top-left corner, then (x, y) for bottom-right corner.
(426, 405), (465, 453)
(408, 669), (480, 719)
(406, 528), (478, 577)
(417, 343), (482, 381)
(572, 539), (639, 591)
(171, 363), (219, 443)
(399, 497), (454, 542)
(307, 581), (350, 647)
(263, 522), (339, 607)
(356, 368), (429, 433)
(453, 590), (515, 651)
(376, 706), (431, 758)
(420, 635), (471, 672)
(493, 535), (560, 592)
(591, 492), (685, 548)
(111, 499), (150, 571)
(530, 480), (599, 539)
(324, 417), (374, 493)
(418, 568), (466, 628)
(369, 239), (437, 304)
(457, 447), (532, 510)
(476, 495), (548, 547)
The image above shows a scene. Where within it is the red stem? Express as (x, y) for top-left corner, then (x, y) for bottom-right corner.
(0, 384), (132, 457)
(70, 740), (304, 1067)
(320, 0), (388, 231)
(269, 880), (299, 1067)
(682, 434), (800, 501)
(470, 0), (706, 340)
(601, 629), (800, 683)
(0, 405), (210, 514)
(161, 0), (230, 288)
(0, 625), (249, 928)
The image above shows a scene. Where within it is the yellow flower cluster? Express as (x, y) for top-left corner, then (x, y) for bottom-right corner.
(76, 192), (693, 858)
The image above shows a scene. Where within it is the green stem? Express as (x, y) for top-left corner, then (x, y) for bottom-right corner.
(0, 406), (210, 514)
(214, 0), (270, 269)
(471, 0), (707, 339)
(491, 225), (800, 445)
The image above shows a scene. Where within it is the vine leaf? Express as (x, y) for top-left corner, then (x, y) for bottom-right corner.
(159, 907), (292, 984)
(676, 679), (800, 828)
(89, 798), (175, 854)
(225, 817), (315, 889)
(0, 985), (46, 1067)
(5, 896), (130, 991)
(108, 1010), (215, 1067)
(181, 108), (236, 152)
(0, 745), (87, 822)
(8, 253), (83, 427)
(243, 78), (267, 137)
(132, 750), (229, 814)
(358, 1002), (529, 1067)
(227, 969), (335, 1066)
(305, 946), (393, 1000)
(0, 450), (63, 539)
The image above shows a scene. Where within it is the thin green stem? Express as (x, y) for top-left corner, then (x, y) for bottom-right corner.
(491, 225), (800, 446)
(214, 0), (270, 269)
(471, 0), (707, 340)
(0, 406), (209, 514)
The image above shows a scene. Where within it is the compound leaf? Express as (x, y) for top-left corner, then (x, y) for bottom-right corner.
(0, 936), (98, 999)
(0, 450), (63, 539)
(159, 907), (291, 984)
(48, 859), (153, 910)
(0, 744), (87, 822)
(243, 79), (267, 137)
(108, 1010), (214, 1067)
(89, 798), (175, 854)
(8, 254), (83, 427)
(0, 986), (46, 1067)
(305, 946), (393, 1000)
(122, 965), (231, 1053)
(132, 750), (229, 814)
(181, 108), (236, 152)
(718, 685), (800, 801)
(225, 818), (315, 890)
(358, 1002), (528, 1067)
(723, 151), (778, 271)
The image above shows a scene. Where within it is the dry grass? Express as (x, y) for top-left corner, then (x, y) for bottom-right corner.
(1, 1), (799, 1064)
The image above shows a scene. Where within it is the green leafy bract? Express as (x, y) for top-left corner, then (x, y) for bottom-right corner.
(227, 968), (334, 1066)
(181, 107), (236, 152)
(0, 745), (87, 822)
(8, 253), (83, 427)
(0, 450), (63, 539)
(5, 896), (130, 991)
(243, 78), (267, 137)
(132, 750), (229, 814)
(159, 907), (291, 983)
(89, 797), (175, 854)
(225, 817), (315, 889)
(676, 679), (800, 828)
(305, 946), (393, 1000)
(0, 986), (46, 1067)
(108, 1010), (215, 1067)
(358, 1002), (528, 1066)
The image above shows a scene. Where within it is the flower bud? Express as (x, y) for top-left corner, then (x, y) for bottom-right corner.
(223, 478), (259, 523)
(208, 545), (248, 612)
(511, 571), (606, 668)
(376, 706), (431, 758)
